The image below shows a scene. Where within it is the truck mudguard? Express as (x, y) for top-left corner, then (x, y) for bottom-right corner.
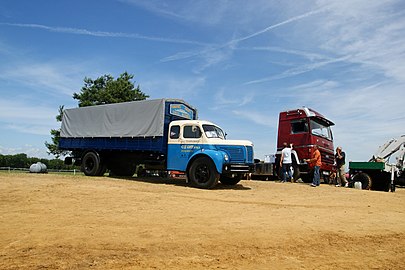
(189, 149), (227, 174)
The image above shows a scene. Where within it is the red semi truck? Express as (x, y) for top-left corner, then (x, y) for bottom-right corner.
(252, 107), (335, 183)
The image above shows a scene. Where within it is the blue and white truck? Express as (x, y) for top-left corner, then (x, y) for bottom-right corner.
(59, 99), (254, 188)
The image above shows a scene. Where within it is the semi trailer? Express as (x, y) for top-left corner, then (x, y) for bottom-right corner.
(59, 99), (254, 189)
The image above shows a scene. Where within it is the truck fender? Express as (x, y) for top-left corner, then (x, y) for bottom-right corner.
(188, 150), (227, 174)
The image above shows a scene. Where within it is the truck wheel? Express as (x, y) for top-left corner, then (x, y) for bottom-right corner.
(81, 151), (100, 176)
(189, 157), (219, 189)
(97, 163), (107, 176)
(220, 175), (242, 185)
(352, 172), (372, 190)
(292, 164), (300, 182)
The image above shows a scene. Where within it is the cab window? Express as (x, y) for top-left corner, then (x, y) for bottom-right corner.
(183, 125), (202, 139)
(291, 120), (309, 134)
(170, 125), (180, 139)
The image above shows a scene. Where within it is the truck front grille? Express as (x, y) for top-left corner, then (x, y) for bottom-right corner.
(217, 145), (253, 163)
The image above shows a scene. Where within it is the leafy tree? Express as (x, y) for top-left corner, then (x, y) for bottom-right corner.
(73, 72), (148, 107)
(45, 105), (65, 157)
(45, 72), (149, 157)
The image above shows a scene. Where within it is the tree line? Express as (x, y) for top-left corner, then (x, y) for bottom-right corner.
(0, 153), (77, 170)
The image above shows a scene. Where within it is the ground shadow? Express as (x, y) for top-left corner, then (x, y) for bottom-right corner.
(107, 175), (251, 190)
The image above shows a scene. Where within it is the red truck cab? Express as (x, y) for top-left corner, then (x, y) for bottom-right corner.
(277, 107), (335, 182)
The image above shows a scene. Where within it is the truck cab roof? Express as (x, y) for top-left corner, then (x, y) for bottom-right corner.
(282, 107), (335, 127)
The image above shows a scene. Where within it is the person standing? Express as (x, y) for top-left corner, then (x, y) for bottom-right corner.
(280, 142), (293, 182)
(335, 146), (348, 187)
(305, 145), (322, 187)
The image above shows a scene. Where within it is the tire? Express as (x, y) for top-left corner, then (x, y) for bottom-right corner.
(97, 163), (107, 176)
(81, 151), (100, 176)
(220, 174), (242, 185)
(188, 157), (219, 189)
(292, 164), (300, 182)
(352, 172), (372, 190)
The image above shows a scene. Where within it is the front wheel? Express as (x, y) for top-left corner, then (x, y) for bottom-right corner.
(188, 157), (219, 189)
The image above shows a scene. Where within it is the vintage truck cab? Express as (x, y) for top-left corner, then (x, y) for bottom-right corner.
(167, 120), (254, 188)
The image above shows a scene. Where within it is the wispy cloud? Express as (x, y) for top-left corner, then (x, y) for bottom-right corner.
(313, 0), (405, 83)
(0, 98), (59, 136)
(119, 0), (234, 26)
(227, 7), (327, 46)
(0, 22), (208, 46)
(244, 46), (332, 62)
(231, 110), (276, 128)
(0, 61), (83, 96)
(142, 75), (206, 101)
(160, 7), (326, 71)
(244, 55), (351, 85)
(213, 89), (255, 109)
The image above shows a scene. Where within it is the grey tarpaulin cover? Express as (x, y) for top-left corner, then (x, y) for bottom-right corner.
(60, 99), (166, 138)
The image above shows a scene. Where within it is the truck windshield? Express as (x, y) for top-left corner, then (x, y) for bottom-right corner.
(310, 119), (333, 140)
(203, 125), (225, 139)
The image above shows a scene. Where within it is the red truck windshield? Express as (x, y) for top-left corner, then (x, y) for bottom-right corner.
(310, 119), (333, 141)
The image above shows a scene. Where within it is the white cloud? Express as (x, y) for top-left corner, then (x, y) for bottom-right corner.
(142, 75), (206, 101)
(231, 110), (276, 128)
(0, 145), (52, 159)
(120, 0), (247, 26)
(0, 22), (208, 46)
(0, 99), (59, 136)
(313, 0), (405, 82)
(213, 89), (255, 108)
(0, 64), (74, 96)
(159, 6), (327, 71)
(245, 56), (351, 85)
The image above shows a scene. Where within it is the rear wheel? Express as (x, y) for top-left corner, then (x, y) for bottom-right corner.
(188, 157), (219, 189)
(81, 151), (101, 176)
(352, 172), (372, 190)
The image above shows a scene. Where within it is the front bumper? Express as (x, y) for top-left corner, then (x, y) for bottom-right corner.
(223, 163), (254, 173)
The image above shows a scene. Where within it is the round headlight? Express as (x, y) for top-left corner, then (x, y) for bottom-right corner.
(224, 154), (229, 161)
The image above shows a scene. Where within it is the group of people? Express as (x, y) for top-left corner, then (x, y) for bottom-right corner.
(279, 143), (348, 187)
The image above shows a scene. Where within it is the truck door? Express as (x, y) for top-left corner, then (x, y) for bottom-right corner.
(167, 124), (202, 171)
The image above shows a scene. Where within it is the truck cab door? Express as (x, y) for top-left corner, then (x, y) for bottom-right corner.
(167, 124), (202, 171)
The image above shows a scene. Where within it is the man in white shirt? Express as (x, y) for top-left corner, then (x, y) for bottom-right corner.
(280, 142), (293, 182)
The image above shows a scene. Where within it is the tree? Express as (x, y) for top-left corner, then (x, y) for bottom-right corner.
(73, 72), (148, 107)
(45, 105), (66, 157)
(45, 72), (149, 157)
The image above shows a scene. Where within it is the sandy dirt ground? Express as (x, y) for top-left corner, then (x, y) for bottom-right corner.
(1, 172), (404, 270)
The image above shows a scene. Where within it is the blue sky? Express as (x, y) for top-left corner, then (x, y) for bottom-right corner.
(0, 0), (404, 162)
